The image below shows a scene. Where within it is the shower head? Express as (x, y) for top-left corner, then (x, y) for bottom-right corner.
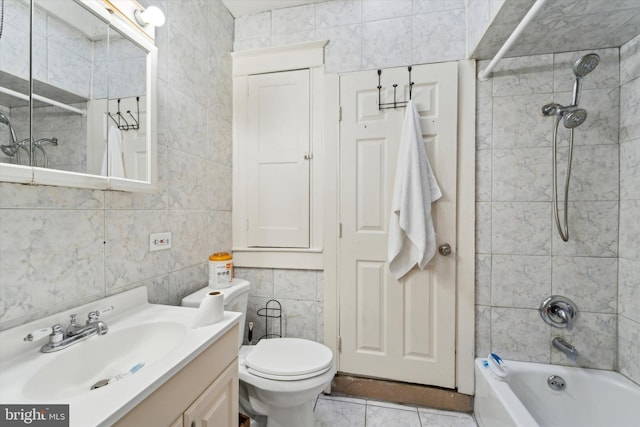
(562, 109), (587, 129)
(1, 144), (18, 157)
(571, 53), (600, 106)
(0, 112), (18, 145)
(573, 53), (600, 77)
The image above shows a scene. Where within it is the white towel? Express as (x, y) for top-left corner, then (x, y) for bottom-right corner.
(388, 100), (442, 280)
(101, 125), (126, 178)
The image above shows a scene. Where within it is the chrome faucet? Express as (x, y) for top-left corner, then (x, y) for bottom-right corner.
(540, 296), (578, 331)
(24, 306), (112, 353)
(552, 337), (579, 362)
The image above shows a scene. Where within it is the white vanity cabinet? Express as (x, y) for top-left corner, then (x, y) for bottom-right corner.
(113, 324), (239, 427)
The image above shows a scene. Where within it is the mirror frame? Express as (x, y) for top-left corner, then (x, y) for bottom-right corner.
(0, 0), (158, 192)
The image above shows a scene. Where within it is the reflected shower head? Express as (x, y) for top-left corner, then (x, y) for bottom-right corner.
(1, 144), (18, 157)
(563, 109), (587, 129)
(0, 112), (18, 144)
(573, 53), (600, 77)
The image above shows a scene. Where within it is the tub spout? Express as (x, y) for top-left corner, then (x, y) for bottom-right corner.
(552, 337), (578, 362)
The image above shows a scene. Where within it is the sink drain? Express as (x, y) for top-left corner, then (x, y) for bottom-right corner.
(547, 375), (566, 391)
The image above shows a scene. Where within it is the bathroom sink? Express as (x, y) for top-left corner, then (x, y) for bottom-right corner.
(0, 287), (242, 427)
(22, 321), (186, 400)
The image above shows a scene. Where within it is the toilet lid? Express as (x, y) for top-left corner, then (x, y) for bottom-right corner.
(244, 338), (333, 381)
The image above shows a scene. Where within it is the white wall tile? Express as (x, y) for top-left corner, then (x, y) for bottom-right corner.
(412, 9), (466, 64)
(619, 199), (640, 260)
(491, 255), (551, 309)
(491, 307), (550, 362)
(492, 202), (551, 255)
(552, 201), (618, 257)
(475, 254), (492, 306)
(362, 17), (412, 70)
(559, 144), (619, 201)
(476, 202), (492, 254)
(476, 97), (493, 150)
(272, 4), (315, 35)
(492, 148), (551, 201)
(620, 33), (640, 84)
(315, 0), (362, 28)
(363, 0), (412, 22)
(618, 316), (640, 384)
(620, 76), (640, 142)
(493, 94), (553, 149)
(618, 259), (640, 323)
(316, 24), (362, 73)
(620, 139), (640, 200)
(552, 256), (618, 313)
(235, 12), (271, 41)
(476, 149), (492, 201)
(492, 54), (554, 96)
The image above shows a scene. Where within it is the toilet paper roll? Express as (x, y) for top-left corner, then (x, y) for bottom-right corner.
(191, 291), (224, 328)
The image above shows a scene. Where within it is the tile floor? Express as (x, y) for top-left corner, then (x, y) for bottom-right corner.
(313, 394), (477, 427)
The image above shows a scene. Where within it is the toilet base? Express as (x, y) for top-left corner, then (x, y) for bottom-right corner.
(240, 382), (317, 427)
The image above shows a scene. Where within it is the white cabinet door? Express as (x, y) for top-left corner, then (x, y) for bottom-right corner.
(183, 360), (239, 427)
(246, 69), (310, 248)
(338, 63), (458, 387)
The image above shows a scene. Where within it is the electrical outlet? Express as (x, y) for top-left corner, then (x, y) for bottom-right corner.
(150, 232), (171, 251)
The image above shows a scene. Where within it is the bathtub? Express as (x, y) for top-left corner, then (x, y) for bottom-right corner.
(474, 358), (640, 427)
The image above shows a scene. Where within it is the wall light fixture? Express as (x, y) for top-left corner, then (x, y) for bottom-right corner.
(134, 5), (166, 27)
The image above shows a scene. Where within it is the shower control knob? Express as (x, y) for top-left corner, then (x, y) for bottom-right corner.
(438, 243), (452, 256)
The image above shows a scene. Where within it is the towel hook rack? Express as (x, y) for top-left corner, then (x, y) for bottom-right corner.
(378, 66), (414, 110)
(107, 97), (141, 131)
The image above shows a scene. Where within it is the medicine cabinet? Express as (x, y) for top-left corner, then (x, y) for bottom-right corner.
(0, 0), (158, 192)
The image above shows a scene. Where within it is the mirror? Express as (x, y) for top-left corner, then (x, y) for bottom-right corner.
(0, 0), (157, 191)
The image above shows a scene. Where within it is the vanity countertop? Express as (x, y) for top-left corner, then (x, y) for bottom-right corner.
(0, 287), (240, 427)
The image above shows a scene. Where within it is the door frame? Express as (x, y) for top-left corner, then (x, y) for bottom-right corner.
(323, 60), (476, 394)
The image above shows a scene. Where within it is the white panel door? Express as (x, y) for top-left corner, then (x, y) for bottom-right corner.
(247, 69), (310, 248)
(338, 63), (458, 387)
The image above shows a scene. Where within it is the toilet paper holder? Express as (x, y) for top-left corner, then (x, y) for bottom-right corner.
(257, 299), (282, 341)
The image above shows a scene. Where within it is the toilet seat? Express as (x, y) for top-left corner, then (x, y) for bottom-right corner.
(244, 338), (333, 381)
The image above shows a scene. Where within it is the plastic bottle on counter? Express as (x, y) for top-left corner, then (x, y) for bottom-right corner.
(208, 252), (233, 288)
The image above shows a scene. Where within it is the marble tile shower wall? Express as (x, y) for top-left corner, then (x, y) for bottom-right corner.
(617, 33), (640, 384)
(474, 49), (621, 370)
(0, 0), (235, 331)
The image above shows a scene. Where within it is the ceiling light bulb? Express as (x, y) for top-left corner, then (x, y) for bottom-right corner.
(134, 5), (166, 27)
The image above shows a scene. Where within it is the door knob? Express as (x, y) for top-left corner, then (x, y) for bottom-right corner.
(438, 243), (452, 256)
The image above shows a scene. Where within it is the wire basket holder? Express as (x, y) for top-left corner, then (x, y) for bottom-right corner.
(257, 299), (282, 341)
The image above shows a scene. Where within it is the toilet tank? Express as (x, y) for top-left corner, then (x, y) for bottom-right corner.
(181, 278), (250, 348)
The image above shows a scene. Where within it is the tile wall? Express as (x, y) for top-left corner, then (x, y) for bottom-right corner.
(618, 33), (640, 384)
(475, 48), (622, 370)
(0, 0), (235, 331)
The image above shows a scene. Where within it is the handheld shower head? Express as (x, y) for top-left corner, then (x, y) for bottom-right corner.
(0, 112), (18, 145)
(573, 53), (600, 77)
(571, 53), (600, 106)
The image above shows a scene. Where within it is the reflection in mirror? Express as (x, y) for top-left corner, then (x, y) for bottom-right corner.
(0, 0), (151, 184)
(88, 26), (147, 180)
(0, 0), (32, 167)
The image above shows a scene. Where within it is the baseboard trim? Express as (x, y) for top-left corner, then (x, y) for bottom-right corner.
(330, 374), (473, 413)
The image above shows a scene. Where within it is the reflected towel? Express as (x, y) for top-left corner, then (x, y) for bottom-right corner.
(388, 100), (442, 280)
(101, 125), (125, 178)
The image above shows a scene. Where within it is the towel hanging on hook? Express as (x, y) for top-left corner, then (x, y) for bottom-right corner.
(378, 66), (414, 110)
(107, 97), (141, 131)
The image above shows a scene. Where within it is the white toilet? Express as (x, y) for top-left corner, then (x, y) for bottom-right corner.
(182, 278), (336, 427)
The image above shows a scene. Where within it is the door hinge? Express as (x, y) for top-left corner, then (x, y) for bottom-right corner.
(338, 106), (342, 122)
(337, 336), (342, 353)
(339, 222), (342, 238)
